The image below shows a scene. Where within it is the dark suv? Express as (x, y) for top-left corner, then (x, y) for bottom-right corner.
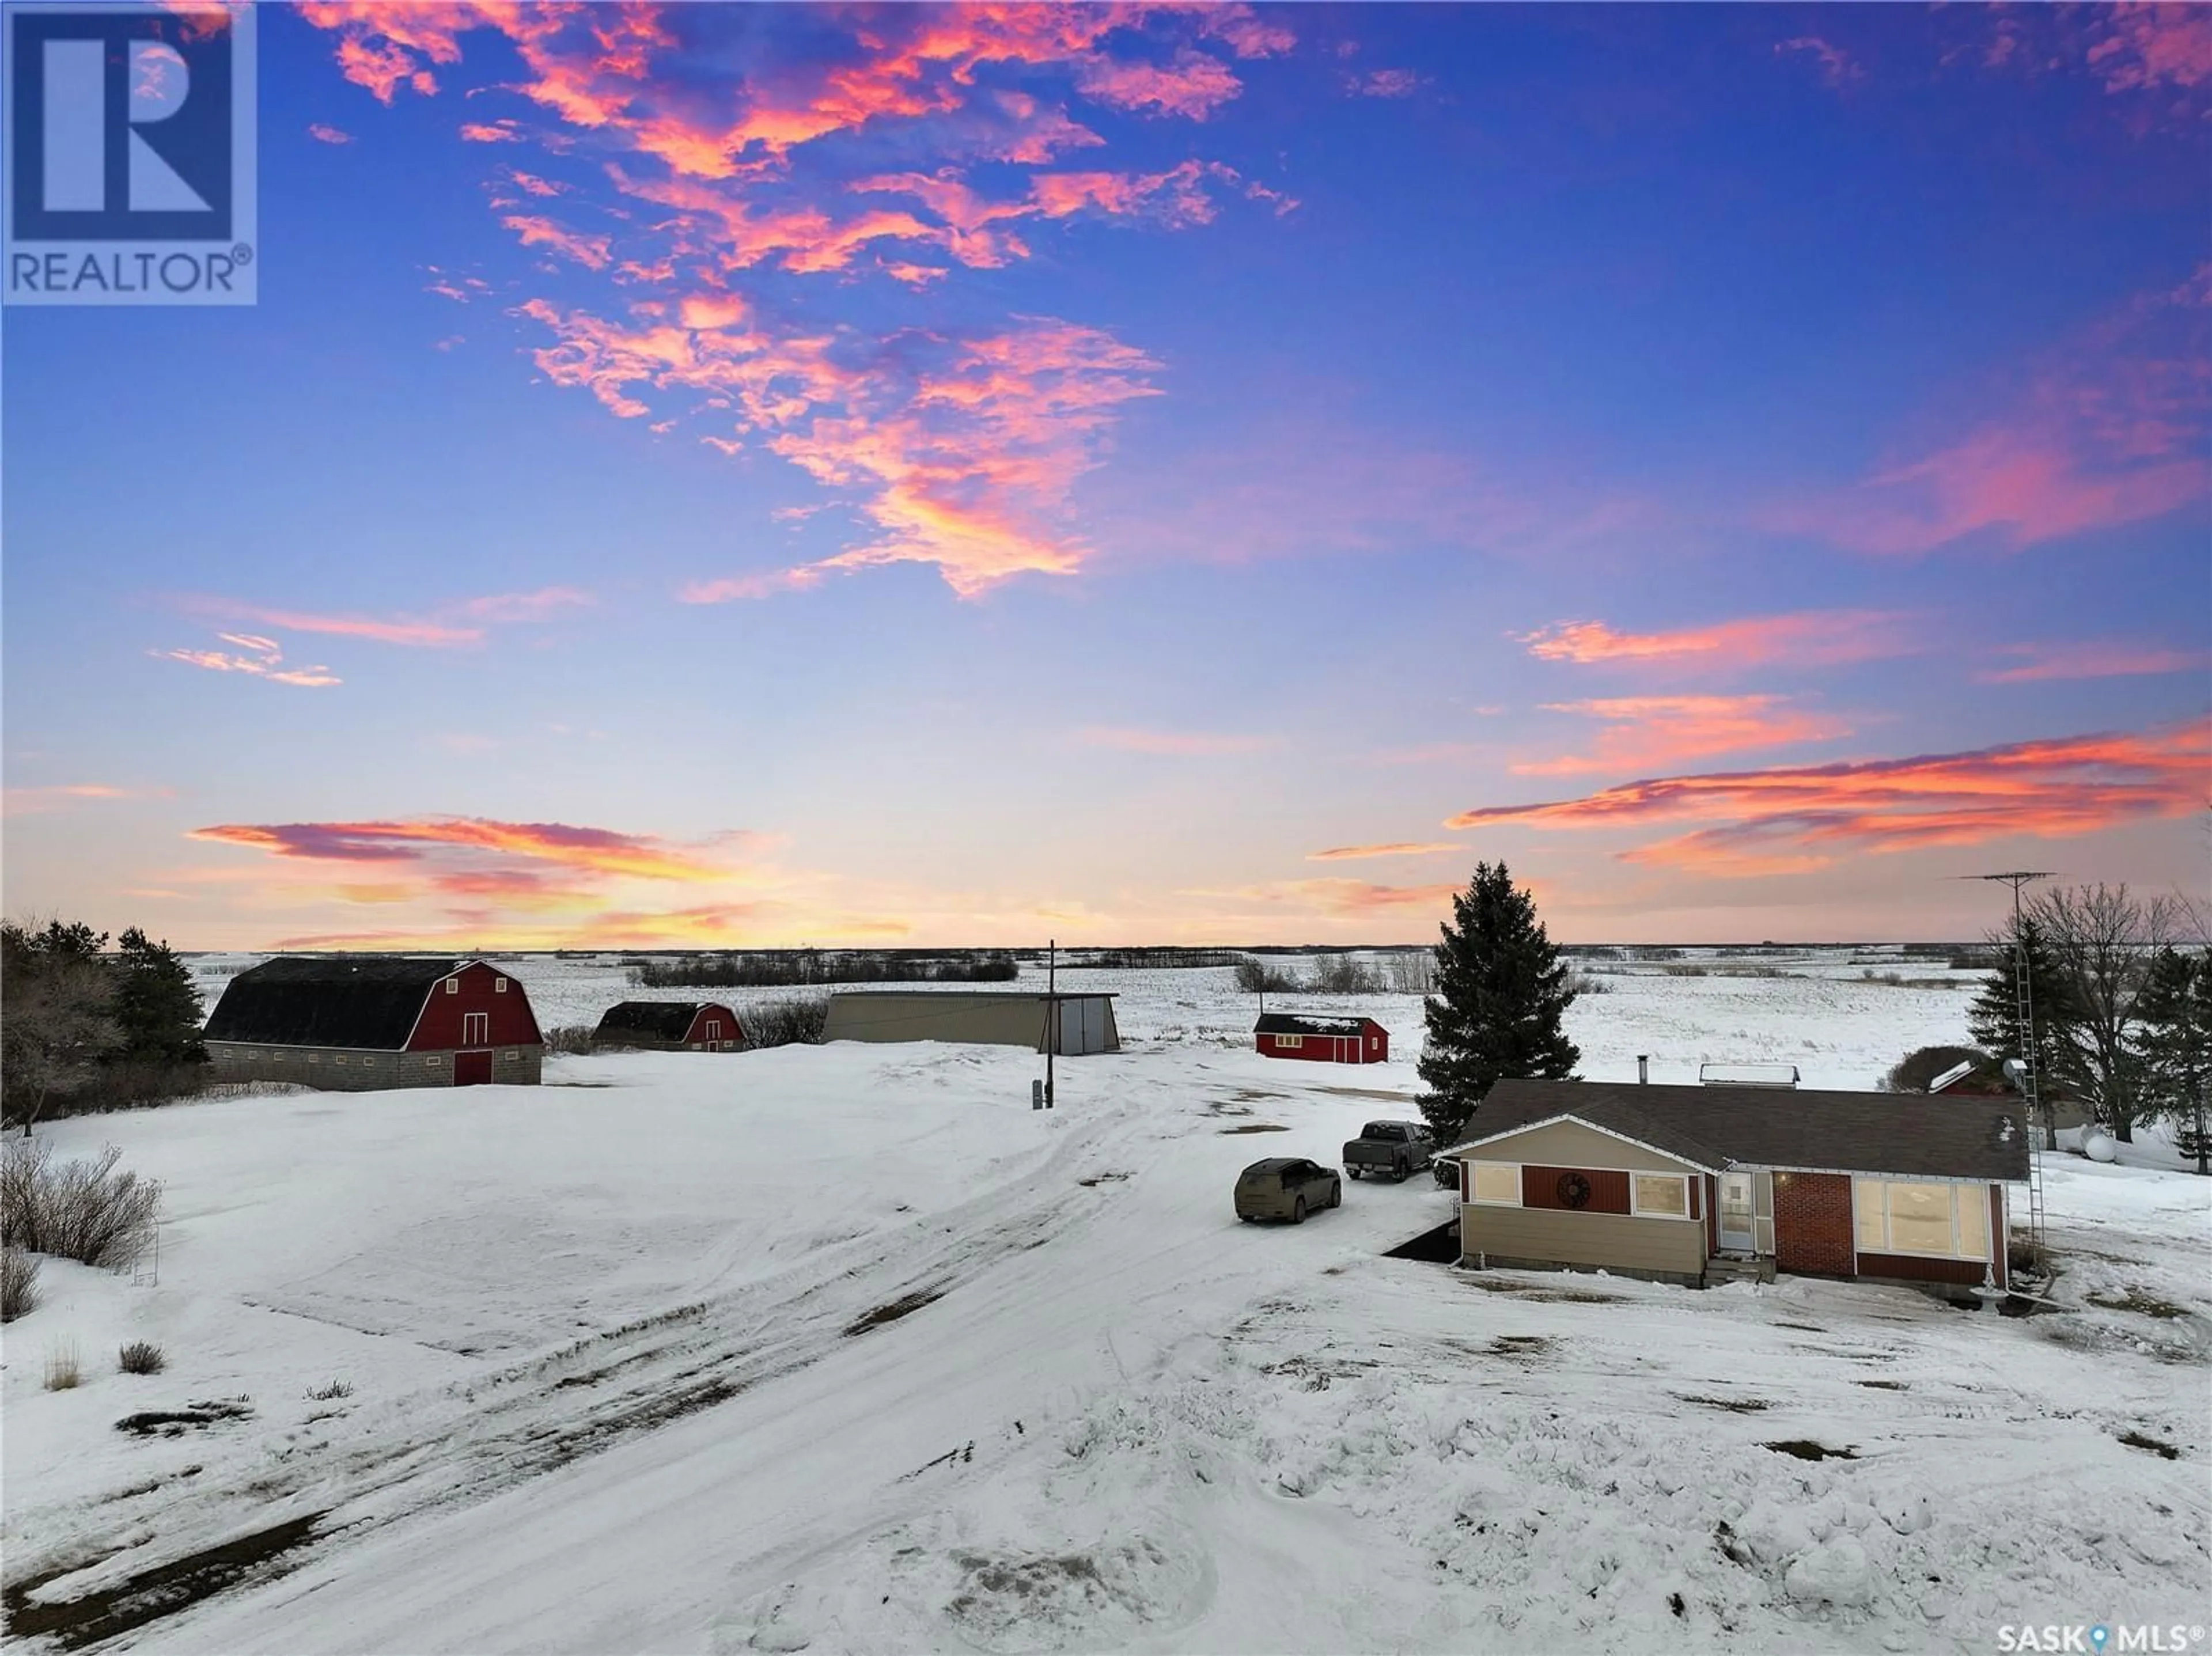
(1234, 1158), (1343, 1223)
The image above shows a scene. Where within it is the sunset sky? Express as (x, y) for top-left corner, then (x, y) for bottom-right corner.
(4, 2), (2207, 950)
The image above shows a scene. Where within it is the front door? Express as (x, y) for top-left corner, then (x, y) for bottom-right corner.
(1717, 1173), (1756, 1253)
(454, 1049), (493, 1085)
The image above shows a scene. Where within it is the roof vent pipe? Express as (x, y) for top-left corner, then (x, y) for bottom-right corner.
(1637, 1054), (1649, 1085)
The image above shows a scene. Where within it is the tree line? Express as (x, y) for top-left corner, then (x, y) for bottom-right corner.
(627, 949), (1019, 988)
(1967, 884), (2210, 1148)
(1, 919), (209, 1131)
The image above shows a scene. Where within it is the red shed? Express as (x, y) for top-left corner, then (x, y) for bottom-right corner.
(1255, 1012), (1390, 1064)
(592, 1001), (746, 1051)
(203, 956), (544, 1089)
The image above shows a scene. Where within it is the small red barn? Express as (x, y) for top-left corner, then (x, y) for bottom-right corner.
(1255, 1012), (1390, 1064)
(593, 1001), (745, 1052)
(203, 957), (544, 1089)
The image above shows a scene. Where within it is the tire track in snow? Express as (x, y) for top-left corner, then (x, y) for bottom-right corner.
(3, 1102), (1140, 1653)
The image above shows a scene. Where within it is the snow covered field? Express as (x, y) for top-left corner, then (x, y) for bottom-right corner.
(4, 956), (2207, 1653)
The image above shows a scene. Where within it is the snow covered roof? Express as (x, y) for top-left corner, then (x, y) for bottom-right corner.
(1446, 1078), (2032, 1184)
(203, 956), (468, 1050)
(1254, 1013), (1380, 1037)
(594, 1001), (729, 1041)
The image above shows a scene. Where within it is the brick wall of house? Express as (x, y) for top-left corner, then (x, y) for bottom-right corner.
(1772, 1171), (1855, 1275)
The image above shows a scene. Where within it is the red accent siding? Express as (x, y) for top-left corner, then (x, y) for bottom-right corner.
(682, 1003), (743, 1048)
(1856, 1252), (1988, 1285)
(1705, 1177), (1719, 1253)
(1991, 1185), (2009, 1290)
(1256, 1022), (1388, 1064)
(1772, 1172), (1855, 1276)
(406, 961), (543, 1052)
(1521, 1165), (1631, 1215)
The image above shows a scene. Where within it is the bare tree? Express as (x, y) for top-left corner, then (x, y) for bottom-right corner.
(2029, 884), (2181, 1143)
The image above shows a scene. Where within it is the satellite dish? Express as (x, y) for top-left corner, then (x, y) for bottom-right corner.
(2002, 1058), (2027, 1085)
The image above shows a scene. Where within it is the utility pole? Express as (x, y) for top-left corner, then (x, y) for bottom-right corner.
(1045, 937), (1056, 1111)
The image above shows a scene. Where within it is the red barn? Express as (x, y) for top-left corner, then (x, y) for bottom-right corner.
(1255, 1012), (1390, 1064)
(593, 1001), (745, 1051)
(204, 957), (544, 1089)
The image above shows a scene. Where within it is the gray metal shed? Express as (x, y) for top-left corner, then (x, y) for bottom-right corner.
(821, 991), (1120, 1054)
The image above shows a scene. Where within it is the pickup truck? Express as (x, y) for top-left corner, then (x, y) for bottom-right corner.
(1342, 1120), (1435, 1183)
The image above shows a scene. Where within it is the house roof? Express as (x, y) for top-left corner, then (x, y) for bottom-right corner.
(203, 957), (466, 1050)
(1445, 1078), (2032, 1183)
(594, 1001), (729, 1040)
(1255, 1012), (1379, 1037)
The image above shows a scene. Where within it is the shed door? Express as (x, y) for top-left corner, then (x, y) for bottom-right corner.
(454, 1049), (493, 1086)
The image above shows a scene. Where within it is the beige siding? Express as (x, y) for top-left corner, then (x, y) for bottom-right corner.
(1463, 1118), (1705, 1175)
(821, 994), (1118, 1054)
(1461, 1202), (1708, 1275)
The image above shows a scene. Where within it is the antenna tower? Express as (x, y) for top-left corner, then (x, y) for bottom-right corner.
(1975, 871), (2054, 1256)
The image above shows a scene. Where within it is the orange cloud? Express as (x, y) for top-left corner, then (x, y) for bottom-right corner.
(177, 588), (590, 646)
(1518, 610), (1912, 669)
(1511, 695), (1853, 777)
(1080, 726), (1275, 756)
(2, 783), (164, 817)
(1307, 842), (1463, 861)
(1976, 641), (2212, 684)
(1446, 719), (2211, 876)
(503, 213), (612, 269)
(1194, 877), (1466, 915)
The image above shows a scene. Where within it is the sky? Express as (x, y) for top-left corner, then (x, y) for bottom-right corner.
(3, 1), (2208, 952)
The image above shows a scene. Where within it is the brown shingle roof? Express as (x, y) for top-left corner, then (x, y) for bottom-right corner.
(1448, 1078), (2031, 1183)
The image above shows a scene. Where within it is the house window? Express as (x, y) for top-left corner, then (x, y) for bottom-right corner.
(1853, 1179), (1989, 1260)
(1276, 1034), (1302, 1049)
(308, 1052), (321, 1064)
(1631, 1173), (1690, 1218)
(335, 1055), (347, 1066)
(445, 979), (458, 994)
(1468, 1161), (1520, 1206)
(495, 977), (507, 992)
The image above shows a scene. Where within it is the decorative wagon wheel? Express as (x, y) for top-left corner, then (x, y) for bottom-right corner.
(1555, 1172), (1593, 1209)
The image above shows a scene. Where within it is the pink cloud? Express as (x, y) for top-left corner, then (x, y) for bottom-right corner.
(1510, 695), (1854, 777)
(460, 119), (523, 143)
(1517, 610), (1913, 669)
(190, 814), (729, 882)
(1447, 719), (2211, 877)
(2086, 3), (2212, 95)
(677, 569), (821, 605)
(1194, 877), (1466, 915)
(1777, 36), (1863, 88)
(153, 633), (340, 688)
(1307, 842), (1462, 861)
(2, 783), (166, 817)
(1344, 68), (1422, 98)
(503, 213), (612, 270)
(307, 122), (353, 144)
(1074, 50), (1244, 120)
(1974, 641), (2212, 683)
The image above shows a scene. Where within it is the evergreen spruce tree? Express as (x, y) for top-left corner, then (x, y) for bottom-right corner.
(1967, 915), (2070, 1141)
(1416, 862), (1580, 1145)
(2130, 946), (2211, 1170)
(111, 929), (209, 1067)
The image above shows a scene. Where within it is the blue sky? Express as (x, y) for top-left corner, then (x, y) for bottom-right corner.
(4, 2), (2206, 948)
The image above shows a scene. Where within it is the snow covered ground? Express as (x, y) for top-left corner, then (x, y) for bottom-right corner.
(4, 957), (2207, 1653)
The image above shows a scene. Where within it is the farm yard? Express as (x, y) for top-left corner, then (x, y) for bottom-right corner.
(3, 949), (2207, 1654)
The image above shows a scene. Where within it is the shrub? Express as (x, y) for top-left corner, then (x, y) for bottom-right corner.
(44, 1340), (82, 1390)
(1305, 955), (1384, 994)
(541, 1025), (597, 1056)
(1881, 1045), (1993, 1093)
(305, 1378), (353, 1401)
(1, 1139), (161, 1268)
(744, 996), (830, 1048)
(1232, 958), (1300, 995)
(1566, 969), (1613, 996)
(118, 1340), (166, 1375)
(1660, 964), (1709, 977)
(1, 1245), (40, 1322)
(1382, 953), (1435, 994)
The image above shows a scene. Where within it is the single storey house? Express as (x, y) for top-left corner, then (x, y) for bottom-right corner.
(821, 991), (1120, 1054)
(1442, 1078), (2028, 1295)
(593, 1001), (745, 1051)
(204, 957), (544, 1089)
(1254, 1012), (1389, 1065)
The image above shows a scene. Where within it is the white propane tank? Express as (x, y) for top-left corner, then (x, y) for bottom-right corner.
(2081, 1128), (2118, 1163)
